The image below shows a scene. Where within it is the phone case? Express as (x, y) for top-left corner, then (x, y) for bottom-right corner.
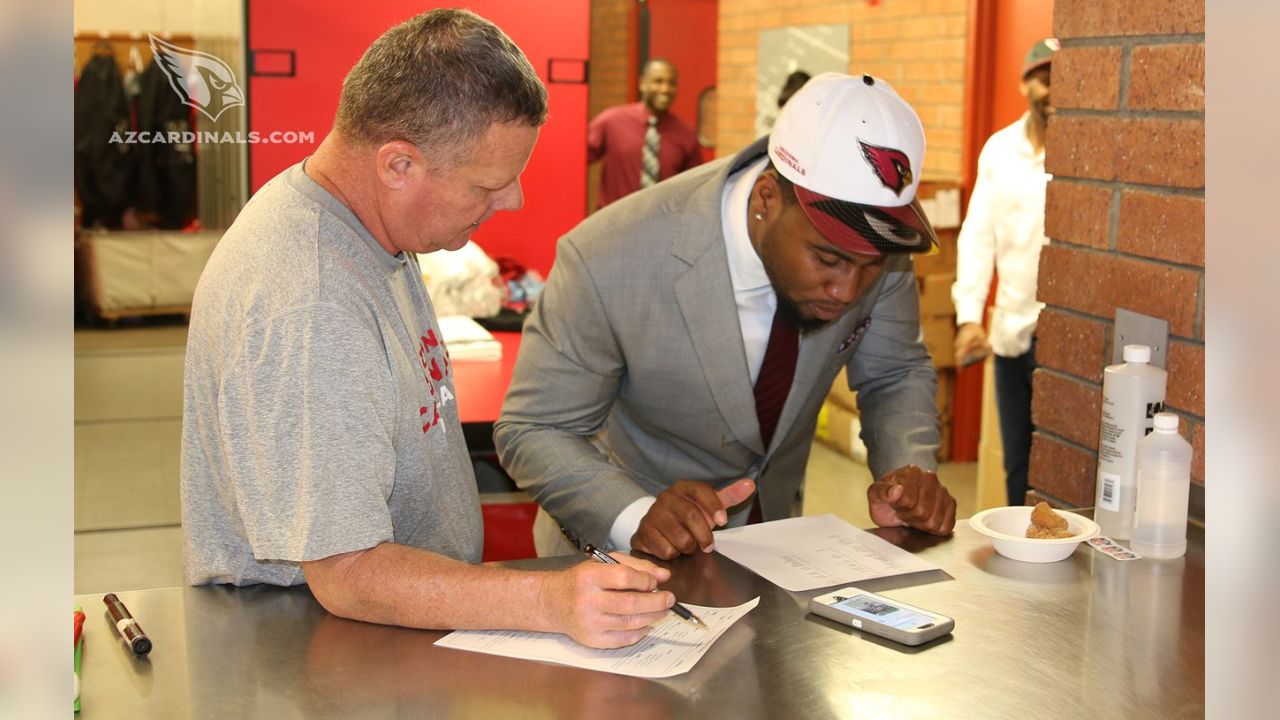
(809, 589), (954, 646)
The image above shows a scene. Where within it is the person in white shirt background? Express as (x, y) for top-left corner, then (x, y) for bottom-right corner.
(951, 38), (1058, 506)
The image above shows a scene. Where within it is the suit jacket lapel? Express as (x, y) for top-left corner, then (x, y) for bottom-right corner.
(672, 152), (765, 455)
(675, 260), (763, 453)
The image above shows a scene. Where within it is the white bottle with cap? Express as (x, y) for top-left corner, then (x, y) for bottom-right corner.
(1130, 413), (1193, 558)
(1094, 344), (1167, 539)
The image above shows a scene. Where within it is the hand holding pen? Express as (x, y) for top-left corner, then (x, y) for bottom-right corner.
(583, 544), (709, 631)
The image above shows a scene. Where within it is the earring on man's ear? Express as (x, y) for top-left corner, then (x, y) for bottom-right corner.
(754, 213), (764, 221)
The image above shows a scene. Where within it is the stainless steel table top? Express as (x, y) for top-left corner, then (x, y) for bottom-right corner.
(74, 522), (1204, 719)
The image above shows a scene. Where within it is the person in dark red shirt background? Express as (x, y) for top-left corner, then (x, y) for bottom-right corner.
(588, 59), (704, 209)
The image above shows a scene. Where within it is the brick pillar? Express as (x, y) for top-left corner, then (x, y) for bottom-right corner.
(587, 0), (637, 213)
(1032, 0), (1205, 515)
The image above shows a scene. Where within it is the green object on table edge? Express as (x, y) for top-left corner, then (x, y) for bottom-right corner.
(74, 604), (84, 713)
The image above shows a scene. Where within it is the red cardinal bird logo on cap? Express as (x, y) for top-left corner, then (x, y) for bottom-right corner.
(858, 140), (913, 196)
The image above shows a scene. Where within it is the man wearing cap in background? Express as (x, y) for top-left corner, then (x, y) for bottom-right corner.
(497, 72), (957, 559)
(951, 38), (1059, 506)
(588, 59), (704, 209)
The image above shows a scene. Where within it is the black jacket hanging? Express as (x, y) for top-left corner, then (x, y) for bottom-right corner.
(74, 52), (135, 227)
(135, 60), (197, 229)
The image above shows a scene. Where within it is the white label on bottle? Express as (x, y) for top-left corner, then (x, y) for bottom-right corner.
(1098, 472), (1121, 511)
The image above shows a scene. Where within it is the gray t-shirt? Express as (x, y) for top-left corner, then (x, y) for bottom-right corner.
(181, 161), (483, 586)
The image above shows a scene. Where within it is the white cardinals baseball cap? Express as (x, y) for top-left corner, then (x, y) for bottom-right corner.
(768, 72), (938, 256)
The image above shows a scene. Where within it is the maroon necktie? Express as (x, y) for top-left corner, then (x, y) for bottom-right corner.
(754, 308), (799, 450)
(748, 308), (799, 525)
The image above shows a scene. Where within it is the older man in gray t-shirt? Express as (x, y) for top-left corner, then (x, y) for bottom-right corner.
(178, 9), (675, 650)
(182, 162), (483, 586)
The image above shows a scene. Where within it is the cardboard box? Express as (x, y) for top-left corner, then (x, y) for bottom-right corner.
(814, 402), (831, 444)
(913, 226), (959, 277)
(914, 181), (962, 276)
(916, 272), (956, 319)
(916, 182), (963, 230)
(935, 366), (954, 419)
(820, 400), (848, 454)
(827, 368), (859, 414)
(936, 410), (953, 463)
(823, 401), (868, 464)
(824, 385), (948, 464)
(921, 315), (957, 368)
(816, 400), (837, 449)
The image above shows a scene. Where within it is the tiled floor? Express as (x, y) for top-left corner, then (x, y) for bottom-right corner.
(73, 445), (977, 594)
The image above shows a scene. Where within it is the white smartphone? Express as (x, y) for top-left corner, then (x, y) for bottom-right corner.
(809, 587), (954, 646)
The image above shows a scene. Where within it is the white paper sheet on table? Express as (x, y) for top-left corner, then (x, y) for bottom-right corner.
(434, 597), (758, 678)
(436, 315), (502, 361)
(713, 514), (940, 591)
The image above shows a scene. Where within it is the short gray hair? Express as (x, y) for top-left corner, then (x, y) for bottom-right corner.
(334, 9), (547, 164)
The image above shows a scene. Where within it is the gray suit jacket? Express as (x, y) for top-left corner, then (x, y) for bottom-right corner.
(494, 138), (940, 553)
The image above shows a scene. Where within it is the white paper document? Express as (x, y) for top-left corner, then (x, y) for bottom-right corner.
(434, 597), (759, 678)
(713, 514), (940, 591)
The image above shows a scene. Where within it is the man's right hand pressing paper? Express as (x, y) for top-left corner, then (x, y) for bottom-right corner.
(630, 479), (757, 559)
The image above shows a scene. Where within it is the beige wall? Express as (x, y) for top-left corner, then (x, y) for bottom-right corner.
(716, 0), (969, 180)
(74, 0), (241, 36)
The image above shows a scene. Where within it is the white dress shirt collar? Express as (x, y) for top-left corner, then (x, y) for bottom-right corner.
(722, 156), (772, 293)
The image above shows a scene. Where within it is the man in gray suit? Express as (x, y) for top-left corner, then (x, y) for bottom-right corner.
(496, 73), (957, 559)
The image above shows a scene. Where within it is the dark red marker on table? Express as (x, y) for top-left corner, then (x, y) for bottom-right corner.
(104, 593), (152, 655)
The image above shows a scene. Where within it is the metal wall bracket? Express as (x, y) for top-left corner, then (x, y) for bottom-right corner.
(1112, 308), (1169, 369)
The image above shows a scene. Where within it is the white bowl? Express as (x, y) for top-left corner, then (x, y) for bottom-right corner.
(969, 506), (1099, 563)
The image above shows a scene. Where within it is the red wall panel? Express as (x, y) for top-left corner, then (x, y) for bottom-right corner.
(990, 0), (1054, 133)
(247, 0), (589, 275)
(647, 0), (717, 152)
(953, 0), (1053, 462)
